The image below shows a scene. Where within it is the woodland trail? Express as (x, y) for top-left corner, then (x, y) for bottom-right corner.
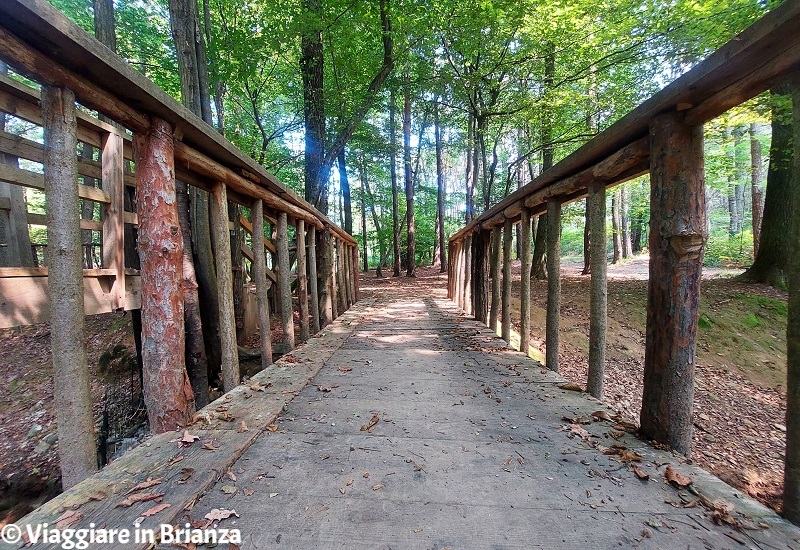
(188, 272), (799, 549)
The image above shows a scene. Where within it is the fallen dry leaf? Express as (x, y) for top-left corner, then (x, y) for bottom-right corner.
(204, 508), (240, 522)
(266, 424), (279, 432)
(178, 430), (201, 448)
(168, 455), (185, 466)
(665, 465), (693, 487)
(339, 486), (347, 495)
(568, 423), (591, 440)
(361, 415), (380, 432)
(115, 492), (164, 508)
(243, 487), (255, 496)
(558, 383), (583, 392)
(372, 484), (384, 491)
(221, 485), (238, 495)
(226, 468), (237, 482)
(632, 466), (650, 480)
(248, 381), (272, 392)
(591, 410), (614, 422)
(338, 366), (353, 372)
(202, 441), (220, 451)
(614, 450), (642, 463)
(55, 510), (83, 529)
(176, 468), (195, 485)
(363, 472), (370, 478)
(141, 503), (171, 517)
(127, 478), (162, 494)
(238, 421), (249, 433)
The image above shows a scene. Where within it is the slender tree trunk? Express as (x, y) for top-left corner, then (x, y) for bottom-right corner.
(621, 184), (632, 258)
(360, 167), (369, 273)
(612, 189), (622, 264)
(582, 212), (591, 275)
(465, 113), (474, 223)
(531, 44), (555, 279)
(300, 0), (327, 213)
(338, 149), (352, 234)
(390, 87), (401, 277)
(742, 84), (794, 287)
(403, 75), (415, 277)
(751, 122), (765, 256)
(435, 102), (447, 272)
(734, 125), (747, 235)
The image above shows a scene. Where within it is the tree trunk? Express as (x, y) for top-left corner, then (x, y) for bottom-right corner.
(251, 199), (273, 370)
(734, 125), (747, 235)
(276, 212), (295, 350)
(546, 200), (561, 372)
(741, 84), (794, 287)
(531, 45), (554, 280)
(465, 113), (474, 223)
(339, 149), (352, 234)
(587, 182), (607, 399)
(363, 163), (387, 274)
(621, 184), (632, 258)
(300, 0), (327, 213)
(390, 87), (401, 277)
(750, 122), (765, 256)
(582, 212), (591, 275)
(435, 101), (447, 272)
(403, 76), (415, 277)
(43, 85), (98, 487)
(640, 112), (705, 456)
(360, 168), (369, 273)
(92, 0), (116, 52)
(784, 74), (800, 527)
(611, 188), (622, 264)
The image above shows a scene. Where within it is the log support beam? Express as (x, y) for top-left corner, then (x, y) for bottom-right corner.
(501, 218), (513, 343)
(640, 112), (705, 456)
(319, 228), (333, 327)
(101, 131), (125, 309)
(587, 181), (607, 398)
(276, 212), (295, 350)
(519, 210), (532, 353)
(43, 85), (97, 487)
(473, 231), (489, 324)
(308, 225), (321, 333)
(463, 235), (473, 316)
(211, 182), (240, 391)
(546, 199), (562, 372)
(296, 219), (310, 342)
(251, 199), (273, 369)
(489, 226), (501, 333)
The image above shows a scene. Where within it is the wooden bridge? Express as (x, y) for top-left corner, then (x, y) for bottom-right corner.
(1, 0), (800, 547)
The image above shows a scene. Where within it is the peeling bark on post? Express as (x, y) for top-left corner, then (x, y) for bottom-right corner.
(785, 76), (800, 526)
(501, 218), (513, 343)
(546, 199), (562, 372)
(473, 231), (489, 323)
(519, 210), (532, 354)
(276, 212), (295, 349)
(308, 225), (321, 332)
(135, 116), (194, 433)
(252, 199), (273, 369)
(489, 226), (501, 333)
(211, 182), (240, 391)
(319, 228), (333, 327)
(43, 85), (97, 488)
(640, 112), (705, 456)
(297, 219), (310, 342)
(463, 235), (473, 316)
(587, 181), (607, 399)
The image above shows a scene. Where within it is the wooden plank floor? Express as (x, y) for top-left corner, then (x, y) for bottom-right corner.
(186, 290), (800, 550)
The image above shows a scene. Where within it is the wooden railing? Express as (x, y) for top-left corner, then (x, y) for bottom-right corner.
(0, 0), (360, 475)
(447, 0), (800, 522)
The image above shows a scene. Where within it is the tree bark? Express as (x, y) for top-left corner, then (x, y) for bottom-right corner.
(784, 75), (800, 526)
(750, 122), (765, 256)
(435, 101), (447, 272)
(251, 200), (273, 370)
(611, 188), (622, 264)
(308, 225), (320, 333)
(297, 220), (310, 342)
(621, 184), (632, 258)
(546, 199), (562, 372)
(43, 85), (97, 487)
(640, 112), (705, 456)
(390, 88), (401, 277)
(741, 85), (793, 287)
(319, 228), (334, 326)
(403, 77), (415, 276)
(473, 231), (489, 324)
(338, 149), (352, 234)
(587, 182), (607, 399)
(463, 235), (472, 316)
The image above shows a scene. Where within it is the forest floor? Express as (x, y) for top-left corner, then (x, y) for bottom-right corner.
(0, 256), (787, 527)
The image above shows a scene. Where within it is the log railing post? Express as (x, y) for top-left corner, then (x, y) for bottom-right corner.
(211, 182), (240, 391)
(455, 240), (464, 309)
(276, 211), (295, 349)
(337, 240), (348, 311)
(447, 241), (455, 299)
(519, 210), (532, 354)
(587, 181), (607, 399)
(473, 230), (489, 323)
(43, 85), (97, 487)
(252, 199), (273, 369)
(101, 131), (125, 310)
(640, 112), (705, 455)
(352, 245), (360, 301)
(134, 116), (194, 432)
(319, 228), (333, 327)
(296, 219), (310, 342)
(308, 225), (321, 333)
(501, 217), (513, 343)
(463, 234), (473, 316)
(546, 199), (562, 372)
(330, 236), (339, 319)
(490, 226), (501, 333)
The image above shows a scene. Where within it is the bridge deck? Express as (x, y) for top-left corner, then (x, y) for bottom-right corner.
(184, 282), (798, 549)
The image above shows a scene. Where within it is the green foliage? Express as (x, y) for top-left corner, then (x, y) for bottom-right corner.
(704, 230), (754, 268)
